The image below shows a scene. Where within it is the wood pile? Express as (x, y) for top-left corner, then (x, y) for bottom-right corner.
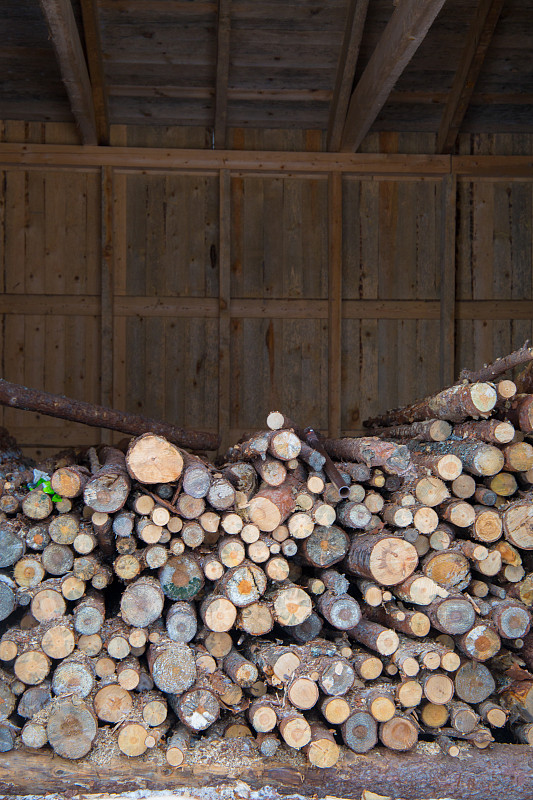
(0, 349), (533, 767)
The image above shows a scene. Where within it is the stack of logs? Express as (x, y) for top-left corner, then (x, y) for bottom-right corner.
(1, 351), (533, 768)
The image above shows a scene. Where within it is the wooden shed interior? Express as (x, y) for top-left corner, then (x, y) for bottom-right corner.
(0, 0), (532, 457)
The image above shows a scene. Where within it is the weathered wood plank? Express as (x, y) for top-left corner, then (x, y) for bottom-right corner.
(440, 174), (457, 385)
(219, 170), (231, 452)
(328, 172), (342, 437)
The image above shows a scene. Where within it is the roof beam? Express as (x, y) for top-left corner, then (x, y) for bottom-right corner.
(327, 0), (369, 152)
(214, 0), (231, 149)
(39, 0), (98, 144)
(340, 0), (447, 152)
(437, 0), (506, 154)
(80, 0), (109, 145)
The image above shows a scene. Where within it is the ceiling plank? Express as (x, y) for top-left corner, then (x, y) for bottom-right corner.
(214, 0), (231, 149)
(436, 0), (506, 154)
(340, 0), (447, 152)
(80, 0), (109, 144)
(327, 0), (369, 152)
(39, 0), (98, 145)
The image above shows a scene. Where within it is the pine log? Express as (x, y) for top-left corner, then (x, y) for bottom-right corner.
(453, 419), (515, 445)
(451, 474), (477, 499)
(341, 709), (378, 753)
(393, 573), (447, 606)
(43, 696), (97, 759)
(303, 722), (340, 768)
(247, 474), (301, 532)
(345, 532), (418, 586)
(126, 434), (184, 485)
(364, 383), (497, 428)
(51, 651), (95, 697)
(120, 577), (164, 627)
(158, 554), (205, 601)
(426, 595), (476, 635)
(379, 714), (419, 751)
(83, 446), (131, 514)
(323, 437), (410, 475)
(147, 638), (196, 694)
(497, 394), (533, 433)
(347, 620), (399, 655)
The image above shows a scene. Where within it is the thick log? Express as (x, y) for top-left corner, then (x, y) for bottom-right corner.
(317, 590), (361, 631)
(158, 554), (205, 602)
(497, 394), (533, 433)
(379, 715), (418, 751)
(453, 419), (515, 445)
(426, 595), (476, 635)
(365, 383), (497, 428)
(303, 722), (340, 768)
(147, 638), (196, 694)
(247, 474), (301, 532)
(345, 532), (418, 586)
(323, 438), (410, 476)
(120, 577), (164, 627)
(0, 378), (218, 451)
(126, 434), (184, 485)
(46, 697), (98, 759)
(51, 651), (95, 697)
(347, 620), (399, 656)
(300, 524), (349, 568)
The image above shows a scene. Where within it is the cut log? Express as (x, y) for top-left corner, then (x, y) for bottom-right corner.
(83, 446), (131, 513)
(454, 419), (515, 445)
(341, 710), (377, 753)
(379, 715), (418, 751)
(454, 661), (496, 704)
(46, 697), (97, 759)
(364, 383), (497, 428)
(345, 532), (418, 586)
(126, 434), (184, 484)
(51, 465), (91, 499)
(300, 524), (349, 568)
(51, 651), (95, 698)
(317, 590), (361, 631)
(247, 474), (300, 532)
(426, 595), (476, 635)
(147, 638), (196, 694)
(120, 577), (164, 627)
(158, 555), (205, 601)
(218, 562), (267, 608)
(456, 620), (501, 661)
(323, 437), (411, 476)
(503, 501), (533, 549)
(393, 573), (446, 606)
(497, 394), (533, 433)
(303, 722), (340, 768)
(451, 474), (476, 499)
(347, 620), (399, 656)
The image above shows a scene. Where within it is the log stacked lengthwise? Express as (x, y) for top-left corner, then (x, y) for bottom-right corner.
(3, 352), (533, 767)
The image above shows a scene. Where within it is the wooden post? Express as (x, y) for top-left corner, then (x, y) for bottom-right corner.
(100, 166), (114, 445)
(440, 173), (457, 386)
(218, 170), (231, 454)
(328, 172), (343, 438)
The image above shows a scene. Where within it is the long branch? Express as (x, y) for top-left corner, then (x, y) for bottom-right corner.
(459, 342), (533, 382)
(0, 379), (219, 451)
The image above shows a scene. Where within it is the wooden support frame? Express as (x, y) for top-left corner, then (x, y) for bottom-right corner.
(79, 0), (110, 144)
(328, 172), (343, 436)
(437, 0), (506, 154)
(439, 174), (457, 385)
(38, 0), (98, 145)
(218, 170), (231, 451)
(340, 0), (447, 152)
(100, 166), (114, 443)
(327, 0), (369, 152)
(214, 0), (231, 149)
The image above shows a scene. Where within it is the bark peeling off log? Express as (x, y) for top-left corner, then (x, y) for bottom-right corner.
(0, 746), (532, 799)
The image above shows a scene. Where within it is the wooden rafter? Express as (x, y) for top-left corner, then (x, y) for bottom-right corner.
(214, 0), (231, 149)
(80, 0), (109, 145)
(340, 0), (447, 152)
(437, 0), (506, 154)
(327, 0), (369, 152)
(39, 0), (98, 145)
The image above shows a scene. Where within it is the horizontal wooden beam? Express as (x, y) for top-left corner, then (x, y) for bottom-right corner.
(1, 295), (532, 321)
(0, 145), (531, 179)
(0, 144), (450, 175)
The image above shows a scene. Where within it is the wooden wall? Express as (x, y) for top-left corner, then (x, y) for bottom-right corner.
(0, 122), (532, 457)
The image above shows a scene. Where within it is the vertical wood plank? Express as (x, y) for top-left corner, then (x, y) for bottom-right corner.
(440, 174), (457, 386)
(112, 129), (128, 434)
(328, 172), (342, 437)
(219, 170), (231, 453)
(101, 166), (114, 442)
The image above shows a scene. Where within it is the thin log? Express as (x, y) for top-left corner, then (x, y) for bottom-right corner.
(459, 344), (533, 382)
(0, 379), (218, 451)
